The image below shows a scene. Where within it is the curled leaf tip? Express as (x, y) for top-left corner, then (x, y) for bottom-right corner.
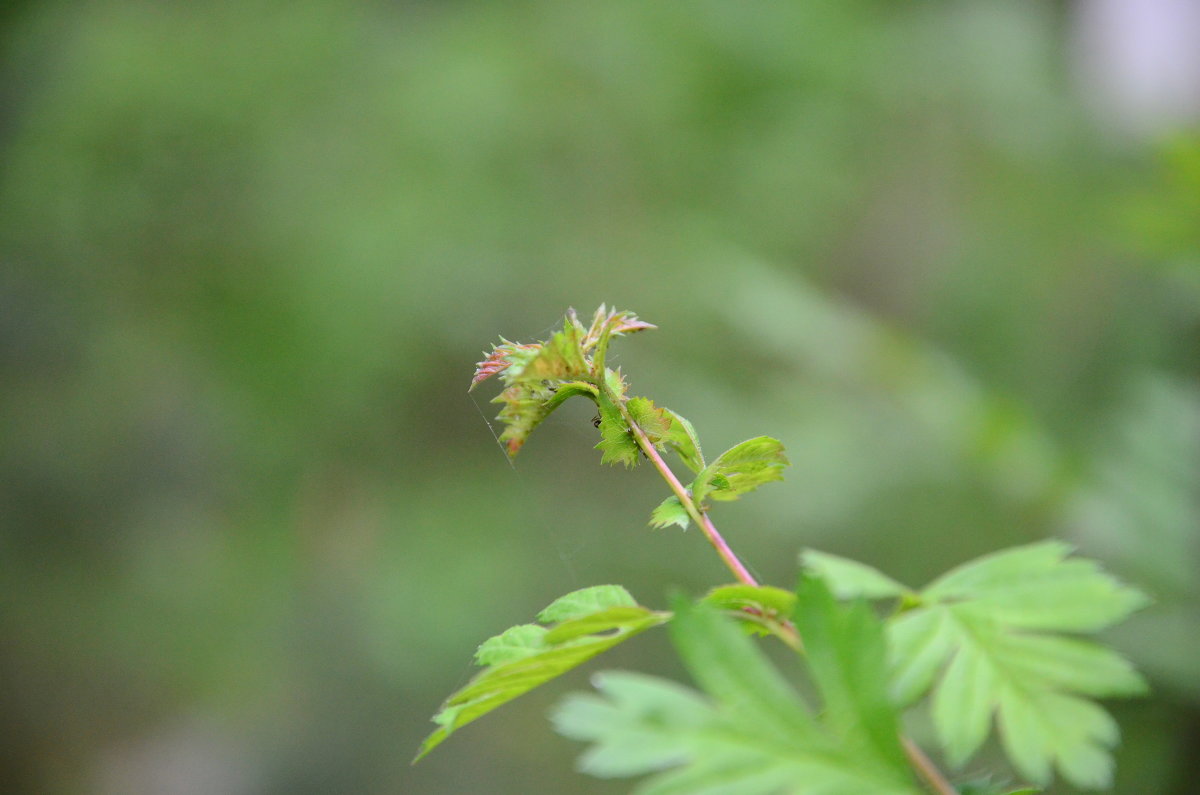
(470, 341), (539, 390)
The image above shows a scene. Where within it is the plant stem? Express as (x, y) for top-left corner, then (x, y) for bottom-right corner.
(617, 391), (957, 794)
(616, 403), (759, 586)
(902, 736), (959, 795)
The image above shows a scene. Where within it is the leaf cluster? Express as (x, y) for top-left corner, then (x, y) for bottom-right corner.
(471, 307), (789, 531)
(419, 307), (1149, 794)
(554, 579), (921, 795)
(470, 306), (652, 457)
(804, 542), (1149, 789)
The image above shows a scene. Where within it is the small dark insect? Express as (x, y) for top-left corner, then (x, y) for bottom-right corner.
(591, 414), (602, 428)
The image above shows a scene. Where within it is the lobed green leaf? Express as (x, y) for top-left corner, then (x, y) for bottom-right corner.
(881, 541), (1149, 788)
(801, 550), (912, 601)
(793, 576), (909, 773)
(492, 382), (557, 456)
(414, 585), (667, 762)
(669, 596), (819, 743)
(923, 541), (1150, 632)
(555, 595), (921, 794)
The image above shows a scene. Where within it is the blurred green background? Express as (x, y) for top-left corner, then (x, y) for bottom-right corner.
(1, 1), (1197, 792)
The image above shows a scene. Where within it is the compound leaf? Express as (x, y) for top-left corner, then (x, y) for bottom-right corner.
(470, 339), (539, 390)
(554, 596), (920, 794)
(802, 550), (911, 601)
(884, 541), (1148, 789)
(793, 575), (909, 773)
(922, 540), (1150, 632)
(414, 585), (668, 762)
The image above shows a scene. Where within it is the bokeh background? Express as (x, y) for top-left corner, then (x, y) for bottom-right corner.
(2, 1), (1198, 793)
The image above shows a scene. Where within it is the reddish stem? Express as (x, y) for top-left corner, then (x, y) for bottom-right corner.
(619, 406), (758, 586)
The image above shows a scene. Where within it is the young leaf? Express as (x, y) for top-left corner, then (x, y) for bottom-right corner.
(691, 436), (789, 505)
(661, 407), (705, 472)
(515, 322), (588, 383)
(627, 397), (671, 445)
(582, 305), (656, 375)
(470, 339), (539, 390)
(801, 549), (912, 601)
(649, 495), (690, 530)
(554, 597), (921, 794)
(885, 541), (1149, 789)
(470, 307), (650, 458)
(414, 586), (668, 763)
(490, 387), (543, 456)
(595, 394), (639, 468)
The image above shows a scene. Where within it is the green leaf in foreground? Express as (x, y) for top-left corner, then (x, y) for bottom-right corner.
(691, 436), (789, 505)
(414, 585), (668, 762)
(793, 575), (909, 773)
(554, 596), (920, 794)
(703, 584), (797, 617)
(801, 549), (912, 601)
(702, 583), (797, 640)
(886, 541), (1149, 789)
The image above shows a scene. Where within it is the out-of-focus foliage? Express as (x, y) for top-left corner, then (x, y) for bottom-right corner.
(0, 0), (1196, 792)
